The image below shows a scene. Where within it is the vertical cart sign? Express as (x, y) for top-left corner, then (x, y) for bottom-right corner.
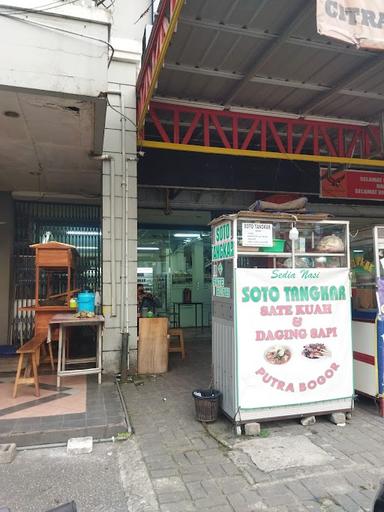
(236, 267), (353, 409)
(212, 221), (234, 298)
(212, 221), (234, 261)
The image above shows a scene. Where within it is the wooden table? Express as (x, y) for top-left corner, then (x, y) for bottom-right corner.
(47, 313), (104, 389)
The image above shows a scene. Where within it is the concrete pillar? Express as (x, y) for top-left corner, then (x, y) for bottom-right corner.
(102, 42), (139, 373)
(0, 193), (14, 345)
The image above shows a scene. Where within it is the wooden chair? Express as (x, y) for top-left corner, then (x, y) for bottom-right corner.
(168, 328), (185, 359)
(13, 333), (54, 398)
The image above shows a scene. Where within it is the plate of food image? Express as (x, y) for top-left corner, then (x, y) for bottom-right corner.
(264, 346), (291, 365)
(302, 343), (331, 359)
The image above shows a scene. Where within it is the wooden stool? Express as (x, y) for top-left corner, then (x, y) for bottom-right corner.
(13, 333), (52, 398)
(168, 328), (185, 359)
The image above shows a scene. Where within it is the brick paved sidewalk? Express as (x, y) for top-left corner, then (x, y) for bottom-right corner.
(122, 332), (384, 512)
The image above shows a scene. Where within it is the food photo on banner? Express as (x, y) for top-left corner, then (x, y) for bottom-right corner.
(235, 267), (353, 410)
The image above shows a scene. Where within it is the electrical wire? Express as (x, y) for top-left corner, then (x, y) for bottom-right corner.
(0, 0), (80, 16)
(134, 0), (153, 24)
(0, 10), (114, 66)
(107, 97), (137, 129)
(95, 0), (115, 7)
(0, 0), (63, 14)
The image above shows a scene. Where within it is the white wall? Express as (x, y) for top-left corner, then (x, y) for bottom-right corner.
(102, 41), (140, 373)
(100, 0), (150, 373)
(0, 5), (110, 97)
(110, 0), (152, 42)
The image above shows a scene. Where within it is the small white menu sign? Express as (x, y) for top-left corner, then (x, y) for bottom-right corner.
(242, 222), (273, 247)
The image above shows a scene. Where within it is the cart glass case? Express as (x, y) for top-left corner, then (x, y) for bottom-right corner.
(211, 212), (353, 424)
(351, 228), (377, 317)
(351, 226), (384, 414)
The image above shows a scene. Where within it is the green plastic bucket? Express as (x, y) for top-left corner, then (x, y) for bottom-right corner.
(260, 239), (285, 253)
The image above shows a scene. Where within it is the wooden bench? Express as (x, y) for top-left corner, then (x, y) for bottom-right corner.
(13, 333), (52, 398)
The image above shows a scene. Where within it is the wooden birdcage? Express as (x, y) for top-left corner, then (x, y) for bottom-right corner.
(29, 242), (79, 336)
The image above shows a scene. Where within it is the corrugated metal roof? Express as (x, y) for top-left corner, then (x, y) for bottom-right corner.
(153, 0), (384, 123)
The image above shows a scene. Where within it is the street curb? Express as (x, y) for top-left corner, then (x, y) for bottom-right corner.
(115, 376), (133, 434)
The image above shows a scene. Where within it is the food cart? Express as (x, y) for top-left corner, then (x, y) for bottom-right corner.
(211, 211), (354, 425)
(351, 226), (384, 416)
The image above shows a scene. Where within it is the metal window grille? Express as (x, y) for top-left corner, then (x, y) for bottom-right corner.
(11, 201), (101, 345)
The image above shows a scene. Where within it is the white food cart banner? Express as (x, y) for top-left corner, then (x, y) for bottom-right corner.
(236, 268), (353, 409)
(317, 0), (384, 50)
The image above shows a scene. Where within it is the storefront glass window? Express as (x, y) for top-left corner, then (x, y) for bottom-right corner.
(351, 241), (377, 311)
(138, 228), (211, 327)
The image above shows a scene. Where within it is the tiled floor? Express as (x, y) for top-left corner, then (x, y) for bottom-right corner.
(0, 375), (87, 419)
(0, 358), (127, 445)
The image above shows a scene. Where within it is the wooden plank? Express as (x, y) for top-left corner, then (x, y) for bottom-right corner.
(138, 318), (168, 374)
(17, 334), (46, 353)
(36, 248), (71, 267)
(35, 309), (70, 340)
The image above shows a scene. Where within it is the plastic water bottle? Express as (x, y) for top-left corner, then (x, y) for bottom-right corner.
(95, 291), (101, 315)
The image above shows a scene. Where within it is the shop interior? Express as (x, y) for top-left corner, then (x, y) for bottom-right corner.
(137, 227), (212, 327)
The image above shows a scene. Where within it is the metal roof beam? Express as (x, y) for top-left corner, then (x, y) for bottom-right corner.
(179, 16), (370, 58)
(142, 101), (381, 165)
(164, 63), (384, 103)
(222, 0), (314, 107)
(196, 1), (268, 68)
(137, 0), (185, 133)
(300, 56), (384, 115)
(153, 95), (373, 125)
(222, 0), (242, 24)
(146, 117), (343, 147)
(165, 62), (324, 89)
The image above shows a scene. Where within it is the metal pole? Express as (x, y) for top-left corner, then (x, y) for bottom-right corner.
(380, 113), (384, 155)
(91, 154), (117, 317)
(120, 91), (127, 334)
(120, 331), (129, 382)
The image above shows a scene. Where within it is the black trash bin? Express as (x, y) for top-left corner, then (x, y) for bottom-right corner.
(192, 389), (222, 422)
